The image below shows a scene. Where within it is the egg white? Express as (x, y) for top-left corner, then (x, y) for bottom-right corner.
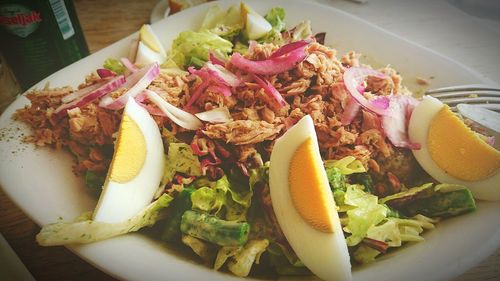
(135, 41), (166, 67)
(93, 98), (165, 223)
(408, 96), (500, 201)
(269, 115), (352, 281)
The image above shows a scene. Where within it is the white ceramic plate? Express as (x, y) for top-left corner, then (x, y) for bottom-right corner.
(1, 1), (499, 281)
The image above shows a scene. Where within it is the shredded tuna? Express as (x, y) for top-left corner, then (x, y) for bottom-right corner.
(203, 120), (284, 145)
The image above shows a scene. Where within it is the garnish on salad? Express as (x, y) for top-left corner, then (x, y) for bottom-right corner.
(13, 2), (499, 280)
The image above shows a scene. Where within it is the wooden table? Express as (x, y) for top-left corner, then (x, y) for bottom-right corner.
(0, 0), (499, 280)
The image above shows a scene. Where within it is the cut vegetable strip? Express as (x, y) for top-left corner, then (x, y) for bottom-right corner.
(205, 62), (241, 87)
(99, 62), (160, 110)
(340, 96), (361, 125)
(61, 80), (107, 104)
(251, 73), (286, 107)
(269, 39), (309, 58)
(230, 46), (307, 76)
(343, 67), (388, 115)
(96, 69), (116, 78)
(53, 75), (126, 119)
(120, 57), (139, 73)
(209, 52), (226, 66)
(195, 107), (232, 123)
(145, 89), (202, 130)
(381, 95), (421, 149)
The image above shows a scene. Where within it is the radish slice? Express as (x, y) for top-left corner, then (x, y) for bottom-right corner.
(195, 107), (232, 123)
(53, 75), (126, 119)
(251, 73), (287, 107)
(120, 57), (139, 73)
(230, 46), (307, 76)
(97, 69), (116, 78)
(270, 40), (310, 59)
(61, 81), (107, 104)
(343, 67), (388, 115)
(381, 95), (421, 149)
(145, 89), (202, 130)
(99, 62), (160, 110)
(340, 96), (361, 125)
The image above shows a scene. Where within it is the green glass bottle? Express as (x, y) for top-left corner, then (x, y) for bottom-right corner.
(0, 0), (89, 91)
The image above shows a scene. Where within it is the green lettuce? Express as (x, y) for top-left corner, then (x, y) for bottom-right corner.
(324, 156), (366, 175)
(286, 20), (312, 42)
(181, 234), (216, 263)
(214, 239), (269, 277)
(343, 185), (388, 246)
(169, 30), (233, 68)
(256, 7), (286, 44)
(191, 174), (253, 221)
(265, 7), (286, 32)
(103, 58), (125, 74)
(36, 194), (173, 246)
(200, 5), (243, 40)
(163, 142), (202, 184)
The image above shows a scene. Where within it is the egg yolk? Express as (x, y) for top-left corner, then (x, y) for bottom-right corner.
(108, 114), (146, 183)
(428, 106), (500, 181)
(288, 137), (334, 233)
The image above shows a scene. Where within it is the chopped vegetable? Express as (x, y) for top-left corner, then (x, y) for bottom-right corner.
(226, 239), (269, 277)
(381, 95), (421, 149)
(343, 185), (388, 246)
(181, 234), (216, 263)
(401, 188), (476, 217)
(180, 210), (250, 246)
(36, 194), (172, 246)
(53, 75), (126, 119)
(343, 67), (389, 116)
(161, 187), (195, 242)
(163, 142), (202, 185)
(99, 62), (160, 110)
(230, 46), (307, 76)
(103, 58), (125, 74)
(169, 30), (233, 68)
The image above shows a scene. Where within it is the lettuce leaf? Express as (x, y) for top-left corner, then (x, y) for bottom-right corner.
(36, 194), (173, 246)
(163, 142), (202, 184)
(181, 234), (216, 263)
(324, 156), (366, 175)
(103, 58), (125, 74)
(352, 244), (381, 264)
(265, 7), (286, 32)
(200, 5), (243, 41)
(343, 185), (388, 246)
(216, 239), (269, 277)
(191, 174), (252, 221)
(169, 30), (233, 68)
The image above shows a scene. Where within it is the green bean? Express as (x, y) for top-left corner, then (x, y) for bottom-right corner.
(180, 210), (250, 246)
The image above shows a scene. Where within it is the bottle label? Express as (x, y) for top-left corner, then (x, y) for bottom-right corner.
(0, 4), (42, 38)
(49, 0), (75, 40)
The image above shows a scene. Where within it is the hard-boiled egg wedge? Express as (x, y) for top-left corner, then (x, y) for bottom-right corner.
(93, 98), (165, 223)
(240, 2), (272, 40)
(135, 24), (167, 66)
(269, 115), (352, 281)
(408, 96), (500, 201)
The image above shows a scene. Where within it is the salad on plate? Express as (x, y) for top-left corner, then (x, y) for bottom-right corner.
(11, 2), (500, 280)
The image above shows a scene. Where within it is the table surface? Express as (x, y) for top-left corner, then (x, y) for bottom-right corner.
(0, 0), (499, 280)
